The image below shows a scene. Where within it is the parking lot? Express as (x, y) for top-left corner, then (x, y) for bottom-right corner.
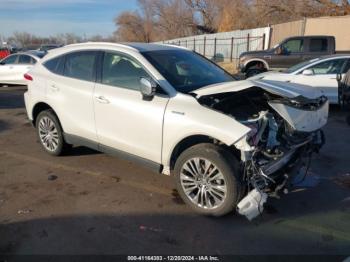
(0, 85), (349, 256)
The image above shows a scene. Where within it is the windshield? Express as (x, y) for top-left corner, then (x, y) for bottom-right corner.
(142, 49), (234, 93)
(284, 58), (320, 73)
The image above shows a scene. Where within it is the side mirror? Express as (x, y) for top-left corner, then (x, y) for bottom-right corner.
(275, 46), (285, 55)
(302, 69), (314, 76)
(0, 62), (5, 65)
(274, 47), (281, 55)
(140, 77), (156, 99)
(336, 73), (342, 82)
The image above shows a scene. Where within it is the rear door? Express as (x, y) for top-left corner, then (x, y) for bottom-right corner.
(45, 51), (98, 142)
(302, 37), (330, 61)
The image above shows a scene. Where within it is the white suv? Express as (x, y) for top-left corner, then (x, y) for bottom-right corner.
(24, 42), (328, 218)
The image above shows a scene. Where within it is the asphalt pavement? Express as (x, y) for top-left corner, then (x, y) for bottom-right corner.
(0, 85), (349, 257)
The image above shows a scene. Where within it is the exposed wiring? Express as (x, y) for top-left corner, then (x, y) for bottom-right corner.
(292, 153), (312, 186)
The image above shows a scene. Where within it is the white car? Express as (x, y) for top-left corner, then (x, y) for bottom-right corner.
(24, 43), (328, 218)
(0, 51), (45, 85)
(249, 55), (350, 104)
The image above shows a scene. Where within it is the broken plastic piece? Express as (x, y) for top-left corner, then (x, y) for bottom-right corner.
(237, 189), (267, 221)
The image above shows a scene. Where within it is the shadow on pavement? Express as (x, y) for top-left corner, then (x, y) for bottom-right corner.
(0, 91), (25, 109)
(0, 209), (348, 257)
(64, 146), (102, 157)
(0, 119), (10, 133)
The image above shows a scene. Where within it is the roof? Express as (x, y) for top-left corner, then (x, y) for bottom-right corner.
(122, 42), (187, 52)
(64, 42), (186, 52)
(316, 53), (350, 60)
(26, 50), (46, 58)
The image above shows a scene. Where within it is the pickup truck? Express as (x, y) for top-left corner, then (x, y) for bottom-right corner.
(238, 35), (347, 77)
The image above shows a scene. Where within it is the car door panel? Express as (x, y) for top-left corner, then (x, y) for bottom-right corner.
(46, 75), (97, 141)
(94, 83), (168, 163)
(46, 51), (98, 142)
(0, 55), (20, 84)
(93, 51), (169, 163)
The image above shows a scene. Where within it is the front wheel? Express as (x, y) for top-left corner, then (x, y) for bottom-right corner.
(174, 144), (242, 216)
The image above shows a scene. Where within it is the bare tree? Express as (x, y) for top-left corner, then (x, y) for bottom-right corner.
(114, 11), (151, 42)
(12, 32), (33, 48)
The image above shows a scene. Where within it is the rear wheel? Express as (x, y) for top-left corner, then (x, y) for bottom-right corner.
(174, 143), (242, 216)
(36, 109), (70, 156)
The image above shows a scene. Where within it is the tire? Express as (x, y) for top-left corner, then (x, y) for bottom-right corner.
(245, 68), (264, 78)
(35, 109), (70, 156)
(174, 143), (242, 217)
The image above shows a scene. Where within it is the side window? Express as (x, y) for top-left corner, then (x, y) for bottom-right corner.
(44, 56), (65, 75)
(18, 55), (33, 64)
(307, 59), (346, 75)
(342, 59), (350, 74)
(64, 51), (97, 82)
(1, 55), (17, 65)
(30, 57), (37, 64)
(310, 38), (328, 52)
(282, 39), (304, 53)
(102, 52), (150, 90)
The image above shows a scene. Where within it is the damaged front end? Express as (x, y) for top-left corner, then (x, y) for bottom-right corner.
(197, 86), (328, 220)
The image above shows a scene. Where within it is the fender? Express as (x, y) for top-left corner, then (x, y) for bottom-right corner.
(161, 94), (251, 168)
(244, 58), (270, 71)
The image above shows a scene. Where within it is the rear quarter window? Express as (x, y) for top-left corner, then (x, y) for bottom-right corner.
(310, 39), (328, 52)
(63, 51), (97, 82)
(44, 56), (65, 75)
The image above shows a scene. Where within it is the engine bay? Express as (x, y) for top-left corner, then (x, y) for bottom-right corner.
(197, 87), (327, 220)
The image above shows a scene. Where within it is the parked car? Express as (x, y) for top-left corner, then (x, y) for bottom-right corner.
(0, 51), (46, 85)
(248, 54), (350, 104)
(38, 44), (62, 52)
(338, 69), (350, 125)
(24, 43), (328, 219)
(238, 35), (350, 77)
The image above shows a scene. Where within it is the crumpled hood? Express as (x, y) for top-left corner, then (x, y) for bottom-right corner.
(192, 79), (323, 99)
(248, 71), (291, 80)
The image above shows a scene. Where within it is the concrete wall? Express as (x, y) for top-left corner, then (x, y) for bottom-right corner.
(269, 20), (305, 47)
(304, 15), (350, 51)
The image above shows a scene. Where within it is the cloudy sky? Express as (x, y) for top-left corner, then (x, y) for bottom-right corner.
(0, 0), (137, 37)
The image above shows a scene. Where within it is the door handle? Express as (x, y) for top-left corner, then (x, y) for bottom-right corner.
(95, 96), (110, 104)
(9, 66), (13, 69)
(50, 84), (59, 91)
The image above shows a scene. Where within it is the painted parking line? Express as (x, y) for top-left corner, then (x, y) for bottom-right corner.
(0, 150), (172, 197)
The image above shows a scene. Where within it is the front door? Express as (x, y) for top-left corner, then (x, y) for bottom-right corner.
(94, 51), (169, 163)
(0, 55), (19, 83)
(271, 38), (304, 70)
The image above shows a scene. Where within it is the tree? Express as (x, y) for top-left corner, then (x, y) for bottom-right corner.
(12, 32), (33, 48)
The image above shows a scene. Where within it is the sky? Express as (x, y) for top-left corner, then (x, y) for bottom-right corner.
(0, 0), (138, 37)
